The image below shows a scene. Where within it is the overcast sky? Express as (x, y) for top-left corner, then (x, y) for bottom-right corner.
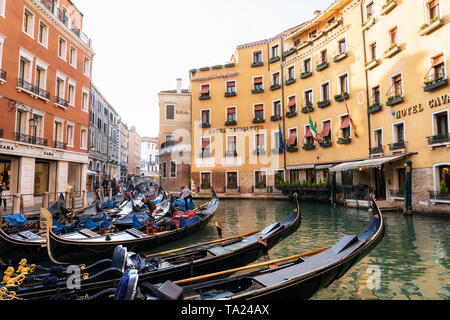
(74, 0), (335, 138)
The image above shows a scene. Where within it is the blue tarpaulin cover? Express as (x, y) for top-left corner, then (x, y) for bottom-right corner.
(3, 214), (27, 227)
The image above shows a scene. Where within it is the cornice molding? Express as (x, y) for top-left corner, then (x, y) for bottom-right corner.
(191, 72), (240, 82)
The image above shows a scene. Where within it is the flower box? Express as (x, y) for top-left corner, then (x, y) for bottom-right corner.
(302, 144), (315, 150)
(225, 120), (237, 126)
(419, 17), (443, 36)
(368, 103), (382, 114)
(286, 145), (298, 152)
(301, 105), (314, 113)
(370, 146), (384, 155)
(252, 88), (264, 94)
(200, 123), (211, 128)
(319, 140), (332, 148)
(224, 63), (235, 68)
(424, 78), (448, 92)
(225, 151), (238, 157)
(253, 149), (267, 156)
(362, 17), (375, 31)
(251, 61), (264, 68)
(252, 118), (265, 124)
(317, 100), (331, 109)
(270, 83), (281, 91)
(283, 47), (296, 58)
(365, 59), (379, 70)
(333, 52), (347, 63)
(335, 93), (349, 102)
(316, 62), (329, 72)
(212, 65), (223, 70)
(296, 42), (309, 50)
(286, 110), (297, 118)
(269, 56), (280, 64)
(224, 91), (236, 97)
(285, 78), (296, 86)
(323, 18), (342, 33)
(337, 137), (351, 145)
(386, 95), (404, 106)
(300, 71), (313, 79)
(199, 67), (210, 71)
(384, 44), (401, 59)
(381, 0), (397, 16)
(271, 115), (282, 122)
(199, 95), (211, 100)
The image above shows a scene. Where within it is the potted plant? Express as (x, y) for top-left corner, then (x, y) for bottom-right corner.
(201, 181), (211, 189)
(440, 180), (449, 194)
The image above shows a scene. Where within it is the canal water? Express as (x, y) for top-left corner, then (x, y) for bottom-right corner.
(146, 198), (450, 300)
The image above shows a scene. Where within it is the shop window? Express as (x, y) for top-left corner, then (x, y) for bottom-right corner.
(67, 163), (81, 193)
(255, 171), (266, 188)
(0, 159), (11, 190)
(227, 172), (238, 189)
(341, 170), (353, 186)
(201, 172), (211, 189)
(306, 169), (316, 184)
(34, 161), (49, 195)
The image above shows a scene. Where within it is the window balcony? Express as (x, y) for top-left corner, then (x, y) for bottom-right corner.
(365, 58), (380, 70)
(286, 145), (298, 152)
(225, 120), (237, 126)
(381, 0), (397, 15)
(225, 150), (238, 157)
(200, 122), (211, 128)
(370, 145), (384, 156)
(53, 140), (67, 149)
(302, 143), (315, 150)
(295, 41), (309, 50)
(54, 96), (69, 109)
(301, 104), (314, 114)
(270, 83), (281, 91)
(0, 69), (6, 84)
(362, 17), (375, 31)
(253, 148), (267, 156)
(316, 62), (329, 72)
(224, 91), (236, 97)
(283, 47), (296, 58)
(161, 140), (177, 149)
(386, 95), (404, 106)
(286, 110), (297, 118)
(34, 86), (51, 101)
(424, 77), (448, 92)
(252, 118), (265, 124)
(419, 17), (443, 36)
(337, 137), (352, 145)
(427, 133), (450, 148)
(251, 88), (264, 94)
(384, 44), (401, 59)
(333, 52), (347, 63)
(251, 61), (264, 68)
(285, 77), (296, 86)
(323, 17), (342, 33)
(335, 93), (349, 102)
(300, 71), (312, 79)
(16, 78), (35, 95)
(388, 140), (407, 152)
(199, 94), (211, 100)
(319, 139), (332, 148)
(317, 100), (331, 109)
(271, 115), (282, 122)
(269, 56), (280, 64)
(368, 102), (383, 114)
(14, 133), (47, 146)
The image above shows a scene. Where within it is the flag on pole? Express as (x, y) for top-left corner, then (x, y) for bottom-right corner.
(278, 123), (285, 152)
(343, 96), (359, 138)
(308, 115), (319, 141)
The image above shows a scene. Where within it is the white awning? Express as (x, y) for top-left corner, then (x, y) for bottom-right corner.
(329, 155), (408, 172)
(287, 164), (315, 170)
(87, 170), (98, 175)
(315, 164), (334, 170)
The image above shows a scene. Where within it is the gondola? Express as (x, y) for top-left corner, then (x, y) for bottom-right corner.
(41, 191), (219, 264)
(116, 194), (384, 301)
(10, 195), (301, 300)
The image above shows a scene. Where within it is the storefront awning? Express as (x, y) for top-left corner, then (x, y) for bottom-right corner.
(315, 164), (333, 170)
(287, 164), (315, 170)
(87, 170), (98, 175)
(329, 154), (410, 172)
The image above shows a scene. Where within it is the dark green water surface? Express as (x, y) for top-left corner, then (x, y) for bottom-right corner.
(145, 198), (450, 300)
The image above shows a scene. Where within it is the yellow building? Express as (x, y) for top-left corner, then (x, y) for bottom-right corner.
(189, 0), (450, 214)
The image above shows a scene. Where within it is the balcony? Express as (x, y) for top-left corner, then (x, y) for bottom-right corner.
(302, 143), (315, 150)
(301, 104), (314, 114)
(0, 69), (6, 84)
(386, 95), (404, 107)
(199, 94), (211, 100)
(53, 140), (67, 149)
(271, 115), (282, 122)
(388, 141), (407, 153)
(319, 139), (332, 148)
(419, 17), (443, 36)
(270, 83), (281, 91)
(285, 77), (296, 86)
(54, 96), (69, 109)
(269, 56), (280, 64)
(16, 78), (35, 95)
(317, 100), (331, 109)
(337, 137), (351, 145)
(161, 140), (177, 149)
(427, 133), (450, 148)
(368, 102), (382, 114)
(251, 61), (264, 68)
(286, 145), (298, 152)
(224, 91), (236, 97)
(333, 52), (347, 63)
(34, 86), (51, 101)
(424, 77), (448, 92)
(300, 71), (312, 79)
(200, 122), (211, 128)
(323, 17), (342, 33)
(384, 44), (401, 59)
(14, 133), (48, 147)
(283, 47), (296, 58)
(370, 145), (384, 156)
(362, 17), (375, 31)
(251, 88), (264, 94)
(381, 0), (397, 16)
(316, 62), (329, 72)
(296, 41), (309, 50)
(364, 58), (379, 70)
(286, 110), (297, 118)
(225, 120), (237, 126)
(335, 93), (349, 102)
(252, 118), (265, 124)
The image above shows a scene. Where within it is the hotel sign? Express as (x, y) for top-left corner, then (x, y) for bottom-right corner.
(395, 94), (450, 119)
(208, 125), (264, 134)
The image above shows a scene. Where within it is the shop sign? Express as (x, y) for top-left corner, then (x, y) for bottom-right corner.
(0, 144), (14, 151)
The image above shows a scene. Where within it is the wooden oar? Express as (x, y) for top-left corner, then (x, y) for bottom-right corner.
(174, 246), (332, 285)
(145, 230), (261, 258)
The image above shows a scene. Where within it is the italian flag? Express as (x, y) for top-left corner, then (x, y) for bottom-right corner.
(309, 115), (319, 141)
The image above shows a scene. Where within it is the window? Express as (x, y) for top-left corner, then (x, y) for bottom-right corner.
(338, 39), (346, 54)
(97, 118), (102, 129)
(319, 49), (328, 64)
(253, 50), (263, 64)
(38, 20), (48, 47)
(162, 162), (167, 178)
(226, 81), (236, 94)
(374, 128), (383, 147)
(58, 37), (67, 60)
(30, 113), (44, 140)
(82, 89), (89, 112)
(321, 120), (332, 142)
(430, 53), (446, 81)
(290, 170), (299, 184)
(390, 26), (398, 46)
(393, 122), (405, 142)
(255, 134), (265, 152)
(166, 104), (175, 120)
(433, 111), (448, 136)
(55, 76), (65, 99)
(34, 162), (49, 195)
(18, 55), (32, 85)
(287, 66), (295, 81)
(304, 125), (314, 145)
(83, 57), (90, 76)
(428, 0), (440, 21)
(254, 104), (264, 120)
(271, 45), (279, 58)
(391, 74), (403, 96)
(69, 46), (77, 68)
(437, 165), (450, 191)
(397, 168), (406, 191)
(273, 100), (282, 116)
(15, 108), (28, 135)
(227, 172), (238, 189)
(35, 65), (47, 92)
(0, 0), (5, 18)
(371, 85), (381, 105)
(170, 161), (176, 178)
(338, 73), (349, 94)
(340, 115), (351, 139)
(166, 135), (174, 142)
(201, 110), (210, 125)
(255, 171), (266, 188)
(253, 77), (263, 90)
(321, 82), (330, 101)
(304, 89), (313, 107)
(201, 172), (211, 188)
(366, 2), (374, 20)
(23, 8), (34, 37)
(200, 84), (210, 98)
(226, 136), (237, 154)
(370, 42), (377, 60)
(67, 124), (74, 147)
(54, 121), (64, 143)
(309, 30), (317, 39)
(287, 95), (296, 113)
(341, 170), (353, 186)
(201, 137), (211, 157)
(226, 107), (236, 122)
(302, 58), (311, 73)
(287, 128), (298, 147)
(68, 82), (75, 106)
(306, 169), (316, 184)
(272, 72), (280, 86)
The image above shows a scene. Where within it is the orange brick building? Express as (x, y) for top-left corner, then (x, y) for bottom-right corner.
(0, 0), (94, 207)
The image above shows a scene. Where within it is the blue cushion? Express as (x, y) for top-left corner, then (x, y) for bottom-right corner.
(3, 214), (27, 227)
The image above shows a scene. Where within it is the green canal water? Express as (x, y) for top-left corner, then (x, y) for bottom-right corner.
(146, 198), (450, 300)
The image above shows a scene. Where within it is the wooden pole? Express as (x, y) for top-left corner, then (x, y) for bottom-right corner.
(146, 230), (261, 258)
(71, 191), (75, 210)
(174, 246), (331, 285)
(20, 195), (24, 215)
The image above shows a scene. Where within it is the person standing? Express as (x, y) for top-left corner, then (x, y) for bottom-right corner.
(180, 186), (194, 211)
(0, 182), (8, 211)
(102, 178), (109, 196)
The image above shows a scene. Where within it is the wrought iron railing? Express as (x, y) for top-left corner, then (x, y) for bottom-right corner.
(53, 140), (67, 149)
(54, 96), (69, 107)
(427, 133), (450, 145)
(429, 191), (450, 201)
(388, 140), (407, 151)
(14, 133), (48, 146)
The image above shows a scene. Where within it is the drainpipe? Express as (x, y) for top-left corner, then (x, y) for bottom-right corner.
(404, 160), (413, 215)
(280, 36), (287, 179)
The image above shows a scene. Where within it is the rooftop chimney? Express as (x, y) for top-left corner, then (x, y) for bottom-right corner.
(314, 10), (321, 17)
(176, 78), (182, 93)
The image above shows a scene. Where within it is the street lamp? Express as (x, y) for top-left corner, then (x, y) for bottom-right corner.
(29, 116), (39, 143)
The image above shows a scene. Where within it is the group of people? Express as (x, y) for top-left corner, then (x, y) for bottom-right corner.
(94, 178), (123, 198)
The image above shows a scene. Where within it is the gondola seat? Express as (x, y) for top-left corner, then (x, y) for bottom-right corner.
(113, 269), (139, 300)
(111, 245), (128, 272)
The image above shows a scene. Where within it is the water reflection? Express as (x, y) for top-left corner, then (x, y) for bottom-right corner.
(144, 198), (450, 300)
